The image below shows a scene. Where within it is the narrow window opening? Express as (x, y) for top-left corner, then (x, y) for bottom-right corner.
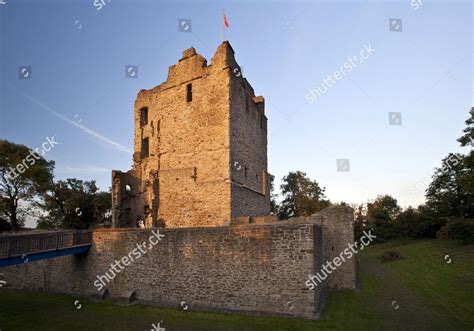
(141, 137), (149, 158)
(186, 83), (193, 102)
(140, 107), (148, 127)
(125, 184), (132, 192)
(157, 120), (161, 149)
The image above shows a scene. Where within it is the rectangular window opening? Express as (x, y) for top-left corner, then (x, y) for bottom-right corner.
(186, 83), (193, 102)
(140, 107), (148, 127)
(141, 137), (149, 158)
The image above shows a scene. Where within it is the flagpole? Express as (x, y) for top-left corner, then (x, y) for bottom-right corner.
(222, 9), (225, 42)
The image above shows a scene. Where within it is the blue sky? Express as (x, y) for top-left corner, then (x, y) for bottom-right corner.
(0, 0), (472, 216)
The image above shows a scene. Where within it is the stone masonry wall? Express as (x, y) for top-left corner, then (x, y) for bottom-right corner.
(229, 49), (270, 218)
(113, 45), (232, 229)
(0, 207), (355, 319)
(1, 224), (320, 319)
(112, 42), (270, 229)
(288, 206), (357, 289)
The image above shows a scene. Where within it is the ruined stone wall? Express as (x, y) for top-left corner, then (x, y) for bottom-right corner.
(286, 206), (357, 289)
(114, 45), (234, 228)
(0, 207), (355, 319)
(139, 47), (232, 228)
(112, 169), (143, 228)
(112, 42), (271, 229)
(2, 224), (320, 319)
(318, 207), (357, 289)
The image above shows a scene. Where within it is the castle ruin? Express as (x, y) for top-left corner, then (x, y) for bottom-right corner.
(112, 42), (270, 229)
(1, 42), (356, 320)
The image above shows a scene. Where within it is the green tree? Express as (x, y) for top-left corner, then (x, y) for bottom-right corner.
(447, 218), (474, 244)
(38, 178), (111, 229)
(423, 108), (474, 242)
(425, 153), (473, 218)
(366, 195), (401, 239)
(268, 173), (279, 215)
(426, 108), (474, 219)
(0, 140), (54, 230)
(395, 206), (444, 238)
(353, 203), (367, 241)
(456, 107), (473, 147)
(278, 171), (330, 219)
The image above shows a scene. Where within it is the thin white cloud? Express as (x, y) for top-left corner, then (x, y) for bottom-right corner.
(10, 85), (133, 154)
(56, 164), (112, 175)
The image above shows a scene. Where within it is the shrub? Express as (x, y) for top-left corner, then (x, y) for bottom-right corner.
(448, 218), (474, 244)
(395, 207), (446, 239)
(436, 224), (450, 240)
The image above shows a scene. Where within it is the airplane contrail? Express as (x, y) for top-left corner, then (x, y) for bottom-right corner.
(10, 85), (132, 154)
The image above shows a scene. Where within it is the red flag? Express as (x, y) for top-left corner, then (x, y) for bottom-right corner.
(223, 13), (229, 28)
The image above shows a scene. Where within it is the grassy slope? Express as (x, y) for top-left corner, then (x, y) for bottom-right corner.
(0, 239), (472, 330)
(361, 239), (474, 330)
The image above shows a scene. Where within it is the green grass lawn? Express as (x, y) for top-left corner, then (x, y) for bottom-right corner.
(0, 239), (472, 330)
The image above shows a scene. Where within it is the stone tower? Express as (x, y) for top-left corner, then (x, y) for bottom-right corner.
(112, 41), (270, 228)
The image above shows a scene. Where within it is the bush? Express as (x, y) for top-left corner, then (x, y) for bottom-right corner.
(377, 251), (402, 263)
(448, 218), (474, 243)
(436, 224), (450, 240)
(395, 207), (445, 239)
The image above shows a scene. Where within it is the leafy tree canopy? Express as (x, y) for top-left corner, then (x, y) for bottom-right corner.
(456, 107), (473, 147)
(366, 195), (401, 239)
(425, 153), (473, 218)
(277, 171), (331, 219)
(38, 178), (111, 229)
(0, 140), (54, 230)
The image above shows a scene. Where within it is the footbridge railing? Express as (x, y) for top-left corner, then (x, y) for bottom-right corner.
(0, 230), (92, 262)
